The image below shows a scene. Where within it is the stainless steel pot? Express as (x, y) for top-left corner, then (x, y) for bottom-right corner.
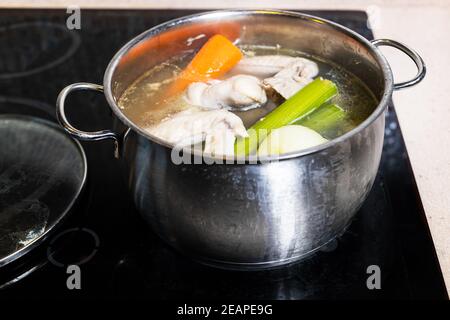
(56, 10), (425, 269)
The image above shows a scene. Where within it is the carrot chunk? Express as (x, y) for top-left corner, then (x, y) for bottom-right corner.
(166, 34), (243, 96)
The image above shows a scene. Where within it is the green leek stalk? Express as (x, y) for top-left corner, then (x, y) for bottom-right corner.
(235, 77), (337, 156)
(295, 103), (346, 133)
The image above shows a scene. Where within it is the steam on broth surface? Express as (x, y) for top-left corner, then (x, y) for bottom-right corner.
(118, 44), (378, 155)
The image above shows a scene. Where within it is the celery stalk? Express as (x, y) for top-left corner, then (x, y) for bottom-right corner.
(295, 103), (346, 133)
(235, 77), (337, 156)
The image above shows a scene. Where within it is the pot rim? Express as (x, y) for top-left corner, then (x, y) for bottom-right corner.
(103, 9), (393, 162)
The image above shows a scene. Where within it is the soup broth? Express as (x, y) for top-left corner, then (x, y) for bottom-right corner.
(118, 46), (378, 142)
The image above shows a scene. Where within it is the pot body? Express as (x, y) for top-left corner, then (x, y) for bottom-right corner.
(122, 113), (385, 268)
(57, 10), (425, 269)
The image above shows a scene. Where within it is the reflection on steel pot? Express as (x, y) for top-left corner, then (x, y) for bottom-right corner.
(56, 10), (425, 269)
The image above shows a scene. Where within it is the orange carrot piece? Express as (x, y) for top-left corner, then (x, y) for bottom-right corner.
(165, 34), (243, 97)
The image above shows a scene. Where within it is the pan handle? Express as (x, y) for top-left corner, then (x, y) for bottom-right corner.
(56, 82), (121, 158)
(371, 39), (426, 90)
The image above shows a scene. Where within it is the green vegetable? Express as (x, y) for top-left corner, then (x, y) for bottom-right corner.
(235, 77), (337, 156)
(295, 103), (346, 133)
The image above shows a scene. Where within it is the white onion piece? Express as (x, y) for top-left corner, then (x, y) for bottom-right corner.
(257, 125), (328, 157)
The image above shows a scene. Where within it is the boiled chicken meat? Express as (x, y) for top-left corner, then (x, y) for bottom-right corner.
(231, 55), (302, 78)
(147, 107), (248, 157)
(263, 58), (319, 99)
(185, 75), (267, 110)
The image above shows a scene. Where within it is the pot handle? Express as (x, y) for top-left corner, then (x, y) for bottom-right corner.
(371, 39), (426, 90)
(56, 82), (121, 158)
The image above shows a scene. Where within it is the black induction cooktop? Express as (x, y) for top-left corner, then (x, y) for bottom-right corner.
(0, 9), (447, 300)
